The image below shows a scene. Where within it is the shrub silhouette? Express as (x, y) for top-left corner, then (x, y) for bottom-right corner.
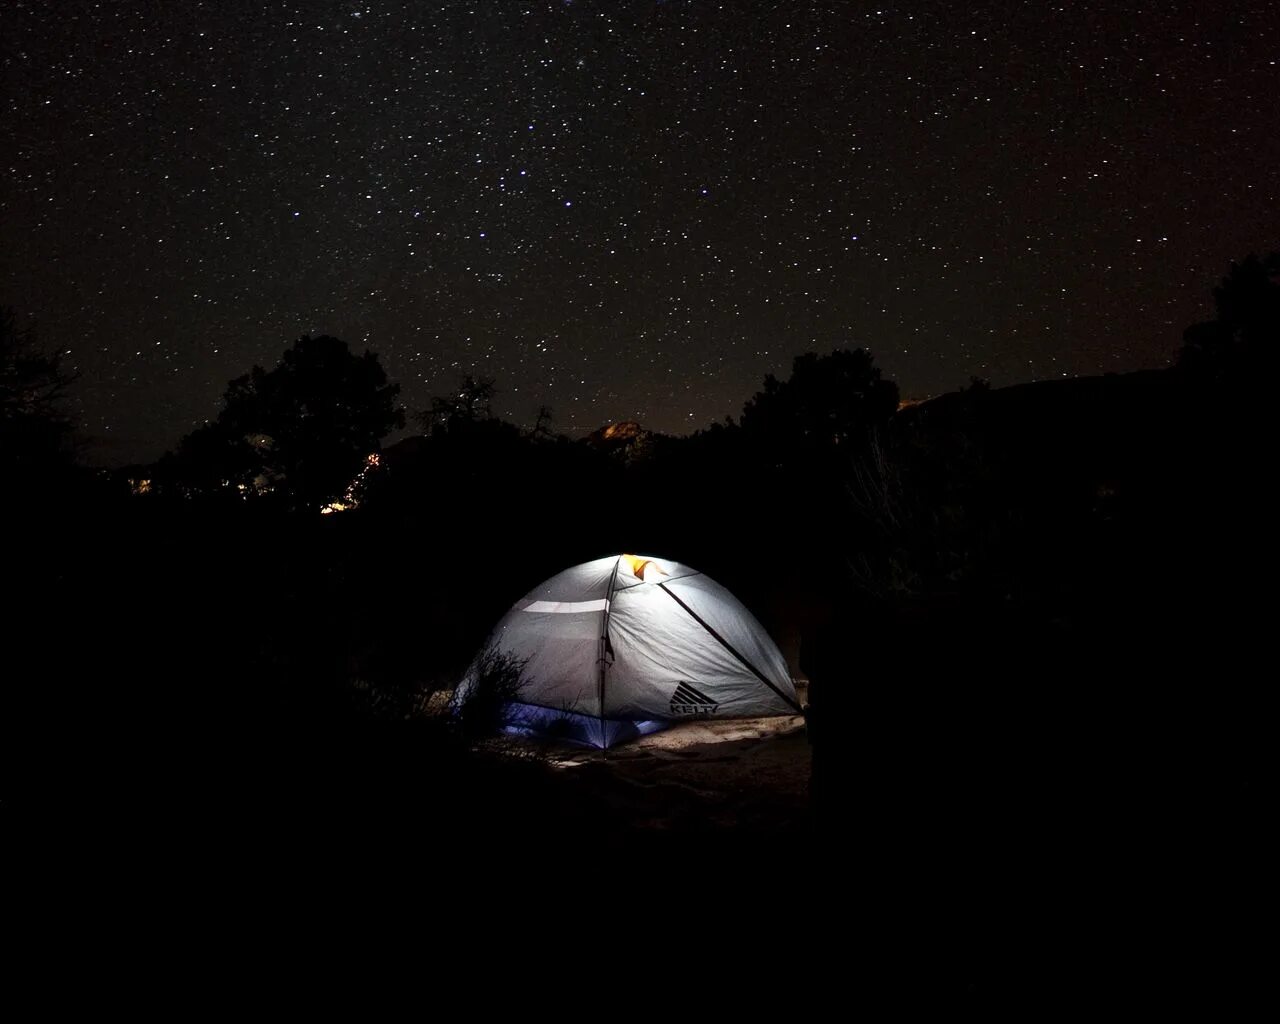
(455, 645), (529, 740)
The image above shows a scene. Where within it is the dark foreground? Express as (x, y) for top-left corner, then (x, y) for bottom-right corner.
(10, 355), (1270, 1005)
(25, 639), (1259, 1011)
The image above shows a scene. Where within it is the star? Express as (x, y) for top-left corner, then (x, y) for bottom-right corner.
(0, 3), (1273, 462)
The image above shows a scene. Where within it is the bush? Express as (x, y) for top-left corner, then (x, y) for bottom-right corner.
(454, 644), (528, 739)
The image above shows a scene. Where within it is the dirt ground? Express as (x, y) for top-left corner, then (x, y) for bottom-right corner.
(508, 683), (812, 837)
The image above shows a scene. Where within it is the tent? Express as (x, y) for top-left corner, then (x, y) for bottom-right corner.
(457, 554), (801, 747)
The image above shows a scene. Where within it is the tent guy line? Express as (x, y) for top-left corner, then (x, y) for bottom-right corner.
(656, 581), (803, 714)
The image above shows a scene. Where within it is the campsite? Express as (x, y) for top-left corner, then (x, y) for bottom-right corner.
(5, 1), (1273, 998)
(6, 258), (1270, 1002)
(14, 278), (1268, 847)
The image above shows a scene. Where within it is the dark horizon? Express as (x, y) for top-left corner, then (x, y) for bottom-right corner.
(4, 2), (1277, 464)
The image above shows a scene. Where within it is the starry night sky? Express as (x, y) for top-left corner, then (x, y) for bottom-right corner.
(3, 2), (1277, 464)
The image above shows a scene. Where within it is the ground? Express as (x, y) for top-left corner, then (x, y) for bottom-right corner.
(483, 682), (813, 840)
(547, 712), (810, 834)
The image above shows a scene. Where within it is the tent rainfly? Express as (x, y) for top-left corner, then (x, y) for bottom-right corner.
(457, 554), (801, 748)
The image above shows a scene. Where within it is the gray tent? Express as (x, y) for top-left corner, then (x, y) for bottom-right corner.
(458, 554), (801, 747)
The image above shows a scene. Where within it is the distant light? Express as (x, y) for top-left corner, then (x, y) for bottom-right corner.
(564, 200), (572, 207)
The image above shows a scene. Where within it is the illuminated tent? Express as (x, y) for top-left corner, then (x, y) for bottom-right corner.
(457, 554), (801, 748)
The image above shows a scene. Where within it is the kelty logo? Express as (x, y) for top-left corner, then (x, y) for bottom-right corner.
(670, 681), (718, 715)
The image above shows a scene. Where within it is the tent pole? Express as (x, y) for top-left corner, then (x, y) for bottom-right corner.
(598, 555), (623, 749)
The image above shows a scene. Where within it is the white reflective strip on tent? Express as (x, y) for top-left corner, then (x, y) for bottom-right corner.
(523, 599), (608, 614)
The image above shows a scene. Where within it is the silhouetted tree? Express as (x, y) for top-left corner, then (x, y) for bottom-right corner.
(740, 349), (899, 458)
(1180, 252), (1280, 378)
(161, 420), (258, 499)
(0, 307), (78, 488)
(531, 404), (556, 440)
(420, 374), (496, 431)
(166, 335), (402, 510)
(730, 349), (901, 593)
